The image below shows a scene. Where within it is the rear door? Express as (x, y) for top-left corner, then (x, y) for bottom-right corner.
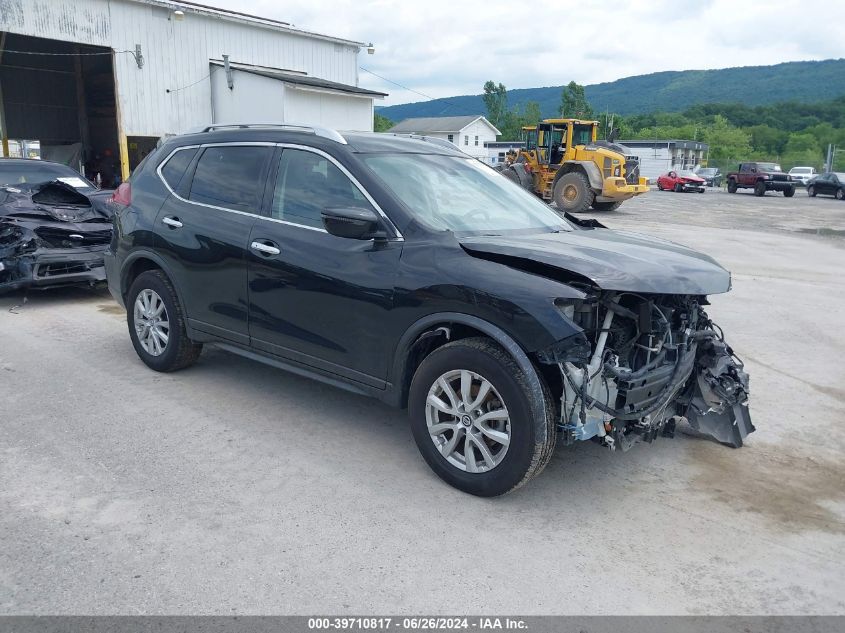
(154, 143), (273, 344)
(246, 146), (402, 386)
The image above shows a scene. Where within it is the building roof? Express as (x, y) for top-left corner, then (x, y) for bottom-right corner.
(388, 115), (500, 135)
(618, 139), (709, 150)
(210, 61), (388, 97)
(135, 0), (368, 47)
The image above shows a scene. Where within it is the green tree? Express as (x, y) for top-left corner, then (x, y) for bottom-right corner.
(373, 113), (394, 132)
(560, 81), (594, 118)
(700, 115), (752, 163)
(482, 80), (508, 126)
(780, 132), (823, 169)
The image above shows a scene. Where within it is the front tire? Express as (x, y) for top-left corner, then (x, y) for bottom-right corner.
(784, 186), (795, 198)
(408, 338), (556, 496)
(674, 183), (682, 193)
(553, 172), (594, 213)
(127, 270), (202, 372)
(591, 200), (622, 211)
(836, 188), (845, 200)
(754, 181), (766, 197)
(808, 185), (817, 197)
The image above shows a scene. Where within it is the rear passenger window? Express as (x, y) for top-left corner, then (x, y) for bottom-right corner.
(188, 146), (271, 213)
(160, 148), (197, 190)
(271, 148), (372, 228)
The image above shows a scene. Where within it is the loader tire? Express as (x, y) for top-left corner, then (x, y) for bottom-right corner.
(554, 172), (594, 213)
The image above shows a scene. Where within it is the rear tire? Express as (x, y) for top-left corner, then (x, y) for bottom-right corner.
(754, 181), (766, 197)
(553, 172), (594, 213)
(807, 185), (817, 197)
(127, 270), (202, 372)
(408, 337), (556, 497)
(784, 186), (795, 198)
(727, 179), (737, 193)
(591, 200), (622, 212)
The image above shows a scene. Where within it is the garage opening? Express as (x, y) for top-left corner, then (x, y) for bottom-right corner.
(0, 32), (120, 187)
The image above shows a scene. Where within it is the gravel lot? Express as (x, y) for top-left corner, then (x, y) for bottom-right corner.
(1, 187), (844, 614)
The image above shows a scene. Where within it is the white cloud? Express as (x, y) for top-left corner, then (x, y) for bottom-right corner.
(205, 0), (845, 105)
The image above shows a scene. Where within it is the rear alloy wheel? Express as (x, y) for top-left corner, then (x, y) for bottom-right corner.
(553, 172), (594, 213)
(807, 185), (817, 197)
(783, 186), (795, 198)
(836, 188), (845, 200)
(127, 270), (202, 372)
(409, 338), (556, 496)
(591, 200), (622, 211)
(727, 179), (737, 193)
(754, 181), (767, 197)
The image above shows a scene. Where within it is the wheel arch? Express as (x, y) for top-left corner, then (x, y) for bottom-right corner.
(121, 250), (185, 309)
(390, 313), (549, 424)
(553, 161), (603, 190)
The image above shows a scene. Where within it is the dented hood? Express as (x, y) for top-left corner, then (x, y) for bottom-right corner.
(459, 228), (731, 295)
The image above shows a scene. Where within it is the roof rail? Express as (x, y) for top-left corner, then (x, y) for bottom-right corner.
(189, 122), (347, 144)
(386, 133), (463, 152)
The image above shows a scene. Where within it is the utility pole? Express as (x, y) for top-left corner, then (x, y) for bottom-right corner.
(826, 144), (833, 172)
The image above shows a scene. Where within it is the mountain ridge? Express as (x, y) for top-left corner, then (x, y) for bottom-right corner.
(376, 59), (845, 121)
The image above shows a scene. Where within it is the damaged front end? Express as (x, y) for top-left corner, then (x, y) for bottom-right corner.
(0, 181), (112, 295)
(540, 291), (753, 450)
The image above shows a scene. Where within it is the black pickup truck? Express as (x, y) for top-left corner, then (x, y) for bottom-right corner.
(726, 162), (795, 197)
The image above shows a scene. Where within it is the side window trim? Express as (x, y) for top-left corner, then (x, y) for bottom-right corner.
(267, 143), (403, 241)
(155, 140), (403, 241)
(156, 142), (275, 218)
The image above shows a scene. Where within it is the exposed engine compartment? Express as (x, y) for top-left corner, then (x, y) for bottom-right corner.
(547, 291), (753, 450)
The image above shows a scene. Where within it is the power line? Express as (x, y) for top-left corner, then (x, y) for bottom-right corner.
(359, 66), (459, 109)
(166, 67), (217, 93)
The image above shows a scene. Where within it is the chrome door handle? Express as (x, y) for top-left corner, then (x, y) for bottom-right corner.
(250, 241), (281, 256)
(162, 216), (183, 228)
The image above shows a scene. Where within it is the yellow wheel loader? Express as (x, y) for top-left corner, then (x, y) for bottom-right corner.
(497, 119), (649, 212)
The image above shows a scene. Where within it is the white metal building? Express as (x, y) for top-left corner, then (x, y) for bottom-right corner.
(618, 139), (709, 181)
(386, 115), (501, 160)
(484, 140), (524, 166)
(0, 0), (384, 183)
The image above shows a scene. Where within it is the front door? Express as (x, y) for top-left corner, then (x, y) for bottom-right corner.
(154, 143), (273, 345)
(247, 147), (402, 386)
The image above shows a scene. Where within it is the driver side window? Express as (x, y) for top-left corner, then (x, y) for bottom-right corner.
(271, 149), (373, 229)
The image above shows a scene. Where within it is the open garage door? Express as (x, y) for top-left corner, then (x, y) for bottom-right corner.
(0, 32), (120, 187)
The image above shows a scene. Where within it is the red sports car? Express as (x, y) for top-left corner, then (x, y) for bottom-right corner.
(657, 170), (706, 193)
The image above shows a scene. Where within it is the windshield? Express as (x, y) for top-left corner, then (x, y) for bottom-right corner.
(362, 154), (569, 234)
(572, 124), (593, 145)
(757, 163), (783, 172)
(790, 167), (812, 174)
(0, 162), (96, 192)
(679, 170), (699, 177)
(697, 168), (716, 175)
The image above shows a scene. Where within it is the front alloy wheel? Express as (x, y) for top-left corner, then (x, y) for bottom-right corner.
(133, 289), (170, 356)
(425, 369), (510, 473)
(409, 337), (556, 496)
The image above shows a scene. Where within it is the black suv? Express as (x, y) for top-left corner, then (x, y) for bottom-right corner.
(105, 123), (753, 496)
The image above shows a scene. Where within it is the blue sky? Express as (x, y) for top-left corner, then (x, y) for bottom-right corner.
(210, 0), (845, 106)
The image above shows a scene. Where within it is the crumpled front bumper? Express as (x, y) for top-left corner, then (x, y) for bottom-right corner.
(0, 246), (107, 294)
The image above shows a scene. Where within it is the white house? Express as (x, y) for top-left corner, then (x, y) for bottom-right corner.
(386, 115), (501, 160)
(0, 0), (385, 182)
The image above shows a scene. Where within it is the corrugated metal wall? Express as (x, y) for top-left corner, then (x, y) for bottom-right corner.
(1, 0), (361, 136)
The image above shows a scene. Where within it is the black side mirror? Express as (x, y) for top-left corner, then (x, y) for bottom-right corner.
(321, 207), (386, 240)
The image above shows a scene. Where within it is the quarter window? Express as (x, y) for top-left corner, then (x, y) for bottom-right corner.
(160, 148), (198, 190)
(188, 146), (271, 213)
(271, 149), (373, 229)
